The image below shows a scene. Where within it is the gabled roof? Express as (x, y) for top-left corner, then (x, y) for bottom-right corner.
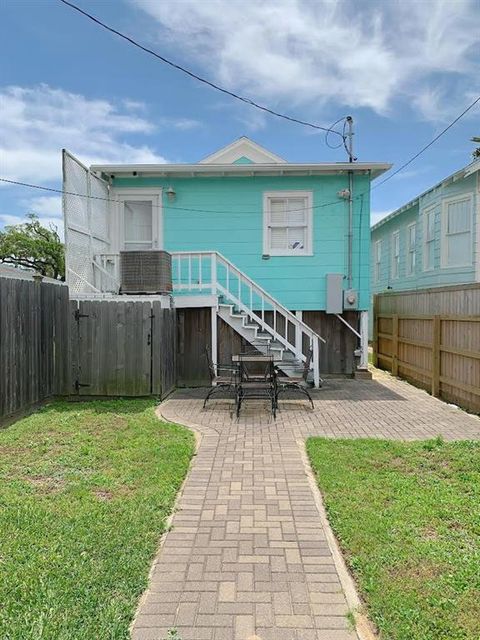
(371, 159), (480, 231)
(199, 136), (287, 164)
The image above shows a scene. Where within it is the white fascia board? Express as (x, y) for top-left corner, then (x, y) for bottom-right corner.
(91, 162), (392, 179)
(371, 160), (480, 232)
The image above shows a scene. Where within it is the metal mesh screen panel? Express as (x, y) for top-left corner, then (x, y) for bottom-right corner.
(63, 151), (110, 293)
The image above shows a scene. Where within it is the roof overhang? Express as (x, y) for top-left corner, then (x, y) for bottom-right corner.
(91, 162), (392, 180)
(371, 159), (480, 231)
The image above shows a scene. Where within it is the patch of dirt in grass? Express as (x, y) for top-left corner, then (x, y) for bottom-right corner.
(92, 486), (133, 501)
(26, 475), (67, 493)
(389, 559), (447, 584)
(421, 525), (439, 541)
(456, 589), (480, 636)
(93, 489), (114, 501)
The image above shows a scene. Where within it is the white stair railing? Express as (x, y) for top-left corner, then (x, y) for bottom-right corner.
(171, 251), (325, 387)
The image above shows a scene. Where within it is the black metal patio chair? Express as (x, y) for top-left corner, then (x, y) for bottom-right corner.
(203, 347), (239, 408)
(274, 348), (319, 410)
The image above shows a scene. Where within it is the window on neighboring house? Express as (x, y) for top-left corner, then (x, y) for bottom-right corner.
(442, 196), (473, 267)
(263, 191), (313, 256)
(407, 223), (416, 275)
(374, 240), (382, 282)
(423, 207), (435, 271)
(391, 231), (400, 279)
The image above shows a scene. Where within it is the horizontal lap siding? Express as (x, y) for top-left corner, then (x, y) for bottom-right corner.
(113, 175), (372, 311)
(371, 172), (478, 296)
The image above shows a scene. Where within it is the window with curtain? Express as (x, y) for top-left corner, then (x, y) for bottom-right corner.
(123, 200), (153, 251)
(374, 240), (382, 282)
(407, 223), (416, 275)
(391, 231), (400, 279)
(423, 208), (435, 271)
(443, 197), (472, 267)
(264, 192), (312, 255)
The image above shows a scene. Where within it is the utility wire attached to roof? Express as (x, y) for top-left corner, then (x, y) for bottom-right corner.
(57, 0), (346, 140)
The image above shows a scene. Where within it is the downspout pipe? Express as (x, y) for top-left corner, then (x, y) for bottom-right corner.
(347, 170), (353, 290)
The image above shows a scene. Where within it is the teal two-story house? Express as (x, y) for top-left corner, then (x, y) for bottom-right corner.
(371, 160), (480, 297)
(63, 138), (390, 384)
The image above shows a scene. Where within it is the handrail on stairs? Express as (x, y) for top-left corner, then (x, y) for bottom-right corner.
(89, 250), (325, 387)
(171, 250), (324, 387)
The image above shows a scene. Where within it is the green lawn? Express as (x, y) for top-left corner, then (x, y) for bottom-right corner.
(307, 438), (480, 640)
(0, 399), (194, 640)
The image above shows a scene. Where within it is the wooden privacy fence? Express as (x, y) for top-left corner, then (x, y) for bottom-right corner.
(70, 298), (176, 398)
(1, 276), (177, 422)
(0, 277), (70, 421)
(373, 284), (480, 414)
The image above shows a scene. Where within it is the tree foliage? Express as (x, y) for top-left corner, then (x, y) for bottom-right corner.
(472, 136), (480, 160)
(0, 214), (65, 280)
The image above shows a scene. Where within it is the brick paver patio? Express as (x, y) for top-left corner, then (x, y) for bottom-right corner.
(131, 371), (480, 640)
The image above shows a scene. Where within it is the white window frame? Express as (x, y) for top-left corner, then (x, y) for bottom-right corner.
(406, 222), (416, 276)
(422, 205), (436, 272)
(112, 188), (163, 253)
(391, 230), (400, 279)
(374, 239), (382, 283)
(263, 191), (313, 256)
(440, 194), (473, 268)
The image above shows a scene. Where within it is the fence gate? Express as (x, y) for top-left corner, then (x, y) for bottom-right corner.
(70, 299), (176, 397)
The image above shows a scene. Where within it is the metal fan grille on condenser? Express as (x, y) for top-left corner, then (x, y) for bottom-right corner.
(120, 251), (172, 294)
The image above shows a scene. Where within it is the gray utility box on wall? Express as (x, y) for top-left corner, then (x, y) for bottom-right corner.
(343, 289), (359, 310)
(326, 273), (344, 314)
(120, 250), (172, 294)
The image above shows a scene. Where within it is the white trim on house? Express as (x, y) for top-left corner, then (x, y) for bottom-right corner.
(199, 137), (287, 164)
(91, 162), (391, 180)
(391, 230), (400, 279)
(440, 193), (474, 269)
(476, 171), (480, 282)
(406, 222), (416, 276)
(110, 187), (163, 254)
(371, 159), (480, 232)
(262, 190), (313, 256)
(374, 239), (382, 283)
(422, 204), (436, 272)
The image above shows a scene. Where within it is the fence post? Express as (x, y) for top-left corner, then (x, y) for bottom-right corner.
(391, 314), (399, 376)
(372, 295), (378, 367)
(432, 315), (441, 397)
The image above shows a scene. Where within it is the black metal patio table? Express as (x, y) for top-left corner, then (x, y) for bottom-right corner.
(232, 354), (276, 418)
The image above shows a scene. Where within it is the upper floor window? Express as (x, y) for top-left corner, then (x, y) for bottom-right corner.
(407, 223), (416, 276)
(391, 231), (400, 279)
(374, 239), (382, 282)
(441, 196), (473, 268)
(423, 206), (435, 271)
(263, 191), (313, 256)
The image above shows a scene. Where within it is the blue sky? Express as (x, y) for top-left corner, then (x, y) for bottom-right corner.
(1, 0), (479, 236)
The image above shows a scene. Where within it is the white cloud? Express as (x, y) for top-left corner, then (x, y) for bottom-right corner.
(131, 0), (480, 121)
(0, 212), (64, 240)
(0, 84), (168, 185)
(371, 210), (391, 226)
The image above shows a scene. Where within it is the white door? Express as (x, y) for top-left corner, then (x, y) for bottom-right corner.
(116, 190), (162, 252)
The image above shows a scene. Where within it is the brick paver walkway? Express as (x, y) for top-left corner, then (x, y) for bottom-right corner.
(132, 371), (480, 640)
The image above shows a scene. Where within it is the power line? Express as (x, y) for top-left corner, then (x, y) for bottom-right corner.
(58, 0), (346, 139)
(0, 176), (357, 216)
(2, 93), (478, 216)
(372, 95), (480, 189)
